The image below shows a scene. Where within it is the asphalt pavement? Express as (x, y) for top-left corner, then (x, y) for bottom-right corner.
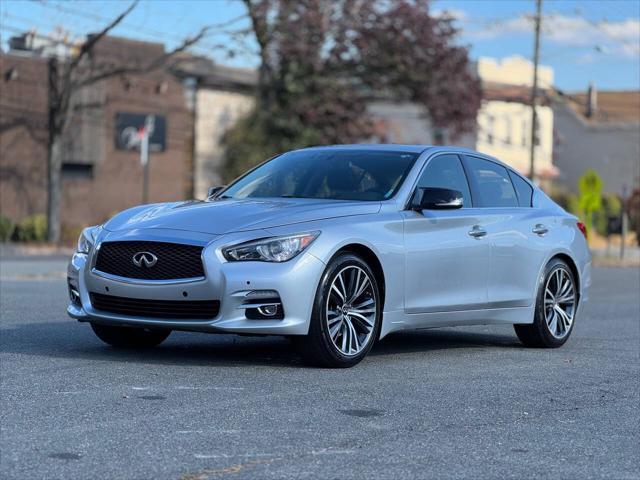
(0, 258), (638, 479)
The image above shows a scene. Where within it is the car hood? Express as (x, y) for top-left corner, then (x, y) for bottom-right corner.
(103, 198), (381, 235)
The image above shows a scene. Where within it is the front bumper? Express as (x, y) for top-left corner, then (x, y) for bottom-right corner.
(67, 230), (326, 335)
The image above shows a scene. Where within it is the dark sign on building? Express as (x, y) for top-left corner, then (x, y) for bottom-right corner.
(115, 112), (166, 152)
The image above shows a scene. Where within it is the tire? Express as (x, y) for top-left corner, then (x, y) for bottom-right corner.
(296, 253), (382, 368)
(514, 258), (578, 348)
(90, 323), (171, 348)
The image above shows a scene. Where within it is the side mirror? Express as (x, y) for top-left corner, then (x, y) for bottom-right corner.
(412, 187), (464, 211)
(207, 185), (225, 199)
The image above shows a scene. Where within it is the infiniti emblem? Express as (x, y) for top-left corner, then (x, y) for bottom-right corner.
(132, 251), (158, 268)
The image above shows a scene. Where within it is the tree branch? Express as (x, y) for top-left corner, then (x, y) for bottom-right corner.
(74, 26), (211, 89)
(68, 0), (139, 72)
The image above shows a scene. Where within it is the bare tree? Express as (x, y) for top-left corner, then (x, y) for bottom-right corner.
(46, 0), (210, 242)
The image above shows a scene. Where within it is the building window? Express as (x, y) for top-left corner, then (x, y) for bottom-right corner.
(505, 116), (512, 145)
(62, 163), (93, 180)
(486, 115), (494, 145)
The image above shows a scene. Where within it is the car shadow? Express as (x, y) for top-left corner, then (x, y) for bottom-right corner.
(0, 320), (523, 368)
(371, 329), (523, 357)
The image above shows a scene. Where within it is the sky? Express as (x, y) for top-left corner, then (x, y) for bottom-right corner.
(1, 0), (639, 92)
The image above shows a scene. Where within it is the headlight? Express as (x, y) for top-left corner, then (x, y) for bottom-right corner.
(222, 232), (320, 262)
(76, 225), (101, 254)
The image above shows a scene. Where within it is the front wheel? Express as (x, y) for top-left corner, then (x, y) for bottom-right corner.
(90, 323), (171, 348)
(297, 253), (382, 368)
(514, 258), (578, 348)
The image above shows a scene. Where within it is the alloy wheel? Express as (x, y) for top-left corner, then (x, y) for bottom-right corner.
(325, 265), (377, 356)
(543, 267), (576, 339)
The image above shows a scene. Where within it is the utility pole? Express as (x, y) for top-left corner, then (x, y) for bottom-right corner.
(141, 128), (150, 204)
(139, 115), (155, 204)
(529, 0), (542, 182)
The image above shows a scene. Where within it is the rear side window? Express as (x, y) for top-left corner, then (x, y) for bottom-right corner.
(508, 171), (534, 207)
(416, 154), (472, 207)
(463, 156), (518, 208)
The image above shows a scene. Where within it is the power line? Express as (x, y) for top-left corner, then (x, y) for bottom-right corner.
(32, 0), (246, 45)
(6, 2), (245, 65)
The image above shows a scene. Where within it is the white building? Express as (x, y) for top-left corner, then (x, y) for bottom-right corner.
(474, 56), (556, 179)
(363, 56), (557, 179)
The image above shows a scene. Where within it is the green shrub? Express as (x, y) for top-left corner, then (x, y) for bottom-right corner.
(0, 215), (15, 242)
(14, 214), (47, 242)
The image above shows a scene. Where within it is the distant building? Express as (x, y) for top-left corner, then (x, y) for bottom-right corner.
(366, 56), (557, 179)
(552, 87), (640, 195)
(474, 56), (556, 179)
(0, 34), (191, 238)
(367, 101), (476, 149)
(171, 56), (256, 199)
(0, 53), (49, 220)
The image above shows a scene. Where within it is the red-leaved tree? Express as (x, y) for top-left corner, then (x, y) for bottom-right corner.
(222, 0), (481, 180)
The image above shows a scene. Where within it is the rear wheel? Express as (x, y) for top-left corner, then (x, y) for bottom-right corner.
(514, 258), (577, 348)
(90, 323), (171, 348)
(297, 253), (382, 368)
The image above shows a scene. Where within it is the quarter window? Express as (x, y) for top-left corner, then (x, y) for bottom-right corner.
(508, 170), (534, 207)
(463, 157), (518, 208)
(416, 155), (472, 208)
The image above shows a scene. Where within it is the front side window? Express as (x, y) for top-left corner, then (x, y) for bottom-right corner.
(463, 156), (518, 208)
(221, 149), (418, 202)
(416, 154), (472, 208)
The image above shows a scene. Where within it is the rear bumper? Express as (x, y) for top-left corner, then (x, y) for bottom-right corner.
(67, 235), (326, 336)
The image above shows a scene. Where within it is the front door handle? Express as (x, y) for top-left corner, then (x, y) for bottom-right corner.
(532, 224), (549, 236)
(468, 225), (487, 238)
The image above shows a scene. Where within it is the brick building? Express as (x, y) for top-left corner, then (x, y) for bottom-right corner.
(0, 35), (191, 240)
(0, 53), (49, 221)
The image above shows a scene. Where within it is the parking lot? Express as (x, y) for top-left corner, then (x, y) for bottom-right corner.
(1, 258), (638, 479)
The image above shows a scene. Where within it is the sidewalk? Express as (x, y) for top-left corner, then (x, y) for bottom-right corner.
(0, 243), (72, 281)
(591, 246), (640, 267)
(0, 243), (73, 260)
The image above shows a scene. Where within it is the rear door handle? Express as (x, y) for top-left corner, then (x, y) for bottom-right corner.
(468, 225), (487, 238)
(532, 224), (549, 236)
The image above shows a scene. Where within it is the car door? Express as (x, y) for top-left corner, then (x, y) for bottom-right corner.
(403, 154), (490, 314)
(461, 155), (549, 308)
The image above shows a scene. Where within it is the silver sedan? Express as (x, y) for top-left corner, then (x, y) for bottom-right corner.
(67, 145), (591, 367)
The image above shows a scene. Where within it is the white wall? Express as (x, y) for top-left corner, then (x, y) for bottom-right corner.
(478, 56), (554, 89)
(476, 100), (554, 176)
(194, 89), (254, 198)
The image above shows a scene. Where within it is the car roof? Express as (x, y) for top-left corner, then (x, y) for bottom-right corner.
(300, 144), (433, 154)
(299, 144), (497, 157)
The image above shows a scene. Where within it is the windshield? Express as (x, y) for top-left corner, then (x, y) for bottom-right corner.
(220, 149), (419, 201)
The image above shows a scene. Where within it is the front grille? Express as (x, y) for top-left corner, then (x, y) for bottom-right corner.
(90, 293), (220, 320)
(94, 241), (204, 280)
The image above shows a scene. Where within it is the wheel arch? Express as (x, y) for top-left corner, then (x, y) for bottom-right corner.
(331, 243), (386, 311)
(548, 252), (581, 302)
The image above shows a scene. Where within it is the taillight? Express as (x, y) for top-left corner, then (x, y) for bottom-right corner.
(577, 221), (587, 239)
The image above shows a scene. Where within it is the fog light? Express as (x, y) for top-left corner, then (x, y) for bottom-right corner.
(241, 291), (284, 320)
(257, 304), (279, 317)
